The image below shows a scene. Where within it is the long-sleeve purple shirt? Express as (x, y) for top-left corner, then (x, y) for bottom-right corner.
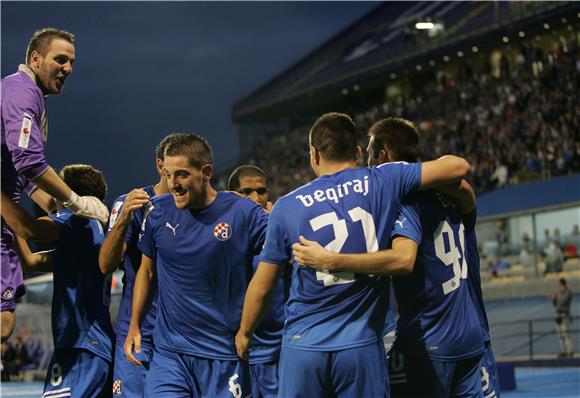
(1, 65), (49, 307)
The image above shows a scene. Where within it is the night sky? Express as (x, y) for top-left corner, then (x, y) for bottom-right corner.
(1, 1), (378, 203)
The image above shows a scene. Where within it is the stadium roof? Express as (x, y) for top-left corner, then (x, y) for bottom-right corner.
(233, 1), (578, 122)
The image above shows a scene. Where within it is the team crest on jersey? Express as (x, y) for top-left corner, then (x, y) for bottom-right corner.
(213, 222), (232, 241)
(1, 288), (14, 300)
(112, 379), (122, 396)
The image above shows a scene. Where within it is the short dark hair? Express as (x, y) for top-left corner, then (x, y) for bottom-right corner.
(163, 133), (213, 169)
(26, 28), (75, 63)
(228, 165), (268, 191)
(309, 112), (358, 162)
(155, 133), (187, 161)
(59, 164), (107, 200)
(369, 117), (420, 163)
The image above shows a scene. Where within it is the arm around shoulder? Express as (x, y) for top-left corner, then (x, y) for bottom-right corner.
(420, 155), (470, 190)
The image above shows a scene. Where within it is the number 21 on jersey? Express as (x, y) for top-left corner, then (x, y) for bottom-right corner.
(309, 207), (378, 286)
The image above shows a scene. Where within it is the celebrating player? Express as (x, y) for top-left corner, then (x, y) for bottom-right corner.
(228, 165), (289, 398)
(292, 117), (498, 397)
(99, 133), (181, 397)
(1, 164), (114, 398)
(1, 28), (109, 342)
(124, 134), (268, 397)
(235, 112), (471, 397)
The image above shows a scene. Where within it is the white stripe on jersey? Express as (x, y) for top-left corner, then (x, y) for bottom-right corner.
(43, 387), (71, 397)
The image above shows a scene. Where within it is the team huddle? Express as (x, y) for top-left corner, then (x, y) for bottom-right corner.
(1, 28), (500, 398)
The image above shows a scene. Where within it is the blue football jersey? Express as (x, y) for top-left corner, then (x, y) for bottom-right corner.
(390, 191), (485, 360)
(249, 255), (290, 364)
(463, 210), (491, 342)
(108, 185), (158, 346)
(259, 163), (421, 351)
(138, 192), (268, 360)
(49, 209), (115, 362)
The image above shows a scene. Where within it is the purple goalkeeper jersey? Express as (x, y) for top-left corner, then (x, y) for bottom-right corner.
(1, 65), (49, 308)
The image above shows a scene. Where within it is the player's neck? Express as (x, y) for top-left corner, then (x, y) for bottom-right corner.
(154, 180), (169, 196)
(318, 161), (357, 177)
(188, 184), (217, 210)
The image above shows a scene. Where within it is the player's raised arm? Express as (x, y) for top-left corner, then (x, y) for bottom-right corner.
(236, 261), (282, 360)
(0, 192), (60, 241)
(98, 189), (150, 274)
(293, 236), (418, 276)
(419, 155), (470, 190)
(436, 179), (476, 214)
(125, 254), (156, 366)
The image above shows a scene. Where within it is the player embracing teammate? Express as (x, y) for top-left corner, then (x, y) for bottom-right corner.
(235, 112), (499, 398)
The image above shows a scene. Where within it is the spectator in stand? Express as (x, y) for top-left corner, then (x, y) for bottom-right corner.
(547, 278), (574, 358)
(216, 39), (579, 198)
(544, 238), (564, 275)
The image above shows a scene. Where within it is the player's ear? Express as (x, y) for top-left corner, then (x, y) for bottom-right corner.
(155, 159), (164, 176)
(201, 164), (213, 181)
(310, 146), (320, 166)
(354, 146), (362, 161)
(29, 51), (41, 69)
(379, 148), (389, 163)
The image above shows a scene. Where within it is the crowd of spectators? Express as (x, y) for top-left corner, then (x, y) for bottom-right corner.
(218, 38), (579, 200)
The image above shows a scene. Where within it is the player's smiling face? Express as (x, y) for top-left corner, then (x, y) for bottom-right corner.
(163, 155), (206, 209)
(31, 38), (76, 95)
(238, 175), (269, 209)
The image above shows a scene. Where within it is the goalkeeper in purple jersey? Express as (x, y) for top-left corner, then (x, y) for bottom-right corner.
(293, 117), (498, 398)
(98, 133), (181, 398)
(1, 165), (114, 398)
(236, 113), (471, 398)
(124, 134), (268, 397)
(1, 28), (108, 342)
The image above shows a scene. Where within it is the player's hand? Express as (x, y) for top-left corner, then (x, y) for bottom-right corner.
(124, 324), (143, 366)
(63, 192), (109, 224)
(235, 330), (251, 361)
(292, 236), (336, 271)
(264, 201), (273, 214)
(119, 189), (150, 224)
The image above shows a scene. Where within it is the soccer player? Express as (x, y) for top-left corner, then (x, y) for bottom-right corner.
(292, 117), (495, 397)
(99, 134), (181, 398)
(1, 28), (109, 342)
(1, 164), (114, 398)
(235, 113), (471, 397)
(228, 165), (288, 398)
(124, 134), (268, 397)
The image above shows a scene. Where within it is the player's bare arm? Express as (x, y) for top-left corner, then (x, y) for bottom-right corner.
(293, 236), (417, 276)
(419, 155), (471, 190)
(28, 187), (56, 214)
(0, 192), (60, 241)
(125, 253), (156, 366)
(13, 236), (53, 273)
(436, 179), (476, 214)
(236, 261), (282, 360)
(98, 188), (150, 274)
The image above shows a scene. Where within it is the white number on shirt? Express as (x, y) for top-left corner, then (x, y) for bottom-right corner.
(434, 220), (467, 295)
(309, 207), (377, 286)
